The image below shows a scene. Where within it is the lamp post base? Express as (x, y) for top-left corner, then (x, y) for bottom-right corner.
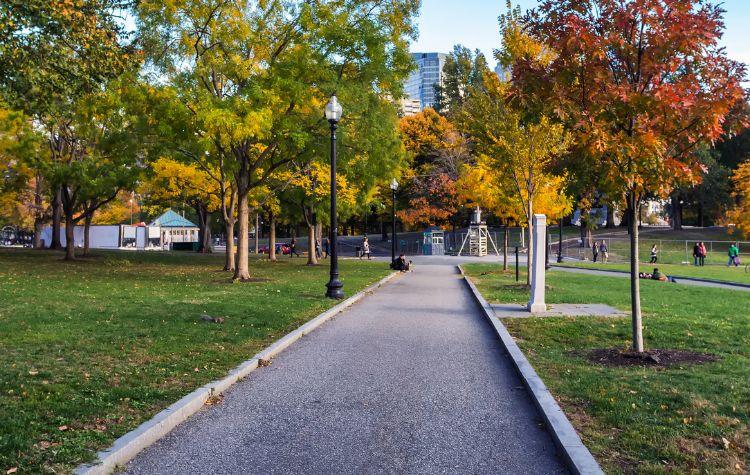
(325, 279), (345, 299)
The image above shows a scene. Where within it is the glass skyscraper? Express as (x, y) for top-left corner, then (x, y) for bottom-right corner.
(404, 52), (447, 111)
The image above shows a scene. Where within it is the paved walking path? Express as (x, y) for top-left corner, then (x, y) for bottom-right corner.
(553, 265), (750, 291)
(124, 263), (565, 474)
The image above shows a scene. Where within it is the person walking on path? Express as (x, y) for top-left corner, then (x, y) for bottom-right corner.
(728, 242), (740, 267)
(693, 242), (701, 266)
(599, 240), (609, 263)
(699, 242), (707, 266)
(360, 236), (371, 260)
(289, 238), (300, 257)
(323, 237), (330, 259)
(650, 244), (659, 264)
(592, 241), (599, 263)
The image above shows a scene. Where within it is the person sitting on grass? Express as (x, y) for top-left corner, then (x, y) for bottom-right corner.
(639, 267), (667, 281)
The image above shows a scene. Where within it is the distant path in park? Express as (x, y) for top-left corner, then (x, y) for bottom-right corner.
(553, 265), (750, 291)
(124, 261), (565, 474)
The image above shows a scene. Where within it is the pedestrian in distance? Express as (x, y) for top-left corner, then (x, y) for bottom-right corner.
(693, 242), (701, 266)
(728, 242), (740, 267)
(699, 241), (707, 266)
(592, 241), (599, 263)
(360, 236), (371, 260)
(323, 237), (330, 258)
(599, 240), (609, 263)
(289, 237), (300, 257)
(315, 239), (322, 259)
(649, 244), (659, 264)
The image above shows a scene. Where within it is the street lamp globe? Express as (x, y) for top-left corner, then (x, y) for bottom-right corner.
(390, 178), (398, 191)
(325, 95), (343, 123)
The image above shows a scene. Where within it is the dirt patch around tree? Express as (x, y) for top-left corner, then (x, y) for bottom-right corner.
(579, 348), (719, 368)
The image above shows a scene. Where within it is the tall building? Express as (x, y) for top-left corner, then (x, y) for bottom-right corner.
(404, 52), (447, 111)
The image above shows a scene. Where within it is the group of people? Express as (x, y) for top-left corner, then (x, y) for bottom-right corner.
(287, 237), (331, 259)
(591, 240), (609, 263)
(691, 242), (708, 266)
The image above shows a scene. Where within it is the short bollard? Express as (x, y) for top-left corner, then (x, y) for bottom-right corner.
(515, 246), (519, 282)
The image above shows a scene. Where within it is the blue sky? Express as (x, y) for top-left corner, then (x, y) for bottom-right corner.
(411, 0), (750, 72)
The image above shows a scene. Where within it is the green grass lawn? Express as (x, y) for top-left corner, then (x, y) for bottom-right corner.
(0, 249), (390, 474)
(463, 264), (750, 473)
(556, 261), (750, 285)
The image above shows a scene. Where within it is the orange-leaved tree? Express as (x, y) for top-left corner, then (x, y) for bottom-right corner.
(727, 160), (750, 238)
(519, 0), (746, 352)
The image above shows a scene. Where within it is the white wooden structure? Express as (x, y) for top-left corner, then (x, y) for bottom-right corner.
(457, 207), (499, 257)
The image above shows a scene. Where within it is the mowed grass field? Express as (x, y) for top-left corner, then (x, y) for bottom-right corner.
(0, 249), (390, 474)
(556, 261), (750, 285)
(463, 264), (750, 473)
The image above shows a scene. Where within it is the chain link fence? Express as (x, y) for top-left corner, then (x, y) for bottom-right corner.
(553, 237), (749, 266)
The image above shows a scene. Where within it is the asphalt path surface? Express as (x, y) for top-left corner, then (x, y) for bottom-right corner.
(124, 264), (565, 474)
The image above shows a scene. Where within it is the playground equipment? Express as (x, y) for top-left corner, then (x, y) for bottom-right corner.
(457, 207), (500, 257)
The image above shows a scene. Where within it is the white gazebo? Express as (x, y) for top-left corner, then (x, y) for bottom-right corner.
(149, 210), (200, 249)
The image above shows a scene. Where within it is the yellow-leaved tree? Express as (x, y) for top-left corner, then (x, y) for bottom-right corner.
(727, 160), (750, 238)
(141, 158), (221, 253)
(460, 71), (571, 284)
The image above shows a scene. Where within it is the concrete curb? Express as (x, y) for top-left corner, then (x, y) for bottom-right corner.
(552, 264), (750, 290)
(457, 265), (603, 475)
(75, 271), (401, 475)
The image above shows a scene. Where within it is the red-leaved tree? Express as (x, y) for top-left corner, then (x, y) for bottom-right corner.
(517, 0), (746, 352)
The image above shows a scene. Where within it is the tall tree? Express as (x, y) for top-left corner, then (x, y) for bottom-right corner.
(521, 0), (746, 352)
(1, 0), (138, 252)
(138, 0), (418, 281)
(727, 159), (750, 238)
(433, 45), (489, 116)
(461, 71), (572, 284)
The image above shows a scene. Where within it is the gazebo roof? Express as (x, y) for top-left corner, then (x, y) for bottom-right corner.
(149, 210), (198, 228)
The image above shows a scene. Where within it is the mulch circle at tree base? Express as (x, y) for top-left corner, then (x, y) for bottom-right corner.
(577, 348), (719, 368)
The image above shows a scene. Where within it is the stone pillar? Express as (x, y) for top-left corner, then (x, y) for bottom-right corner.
(528, 214), (547, 313)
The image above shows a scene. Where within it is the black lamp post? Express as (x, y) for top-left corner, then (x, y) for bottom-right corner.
(390, 178), (398, 263)
(325, 95), (344, 299)
(557, 214), (564, 263)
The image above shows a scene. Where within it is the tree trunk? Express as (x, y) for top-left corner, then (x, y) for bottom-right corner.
(627, 195), (644, 353)
(51, 186), (62, 250)
(33, 218), (45, 249)
(83, 214), (92, 256)
(306, 222), (318, 265)
(254, 213), (260, 255)
(671, 193), (683, 231)
(269, 212), (277, 262)
(225, 219), (235, 271)
(503, 223), (509, 271)
(194, 203), (213, 253)
(606, 203), (616, 229)
(233, 189), (251, 281)
(202, 212), (212, 253)
(64, 214), (75, 261)
(526, 200), (533, 286)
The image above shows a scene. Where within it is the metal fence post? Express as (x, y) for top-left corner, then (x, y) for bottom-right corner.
(515, 246), (519, 282)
